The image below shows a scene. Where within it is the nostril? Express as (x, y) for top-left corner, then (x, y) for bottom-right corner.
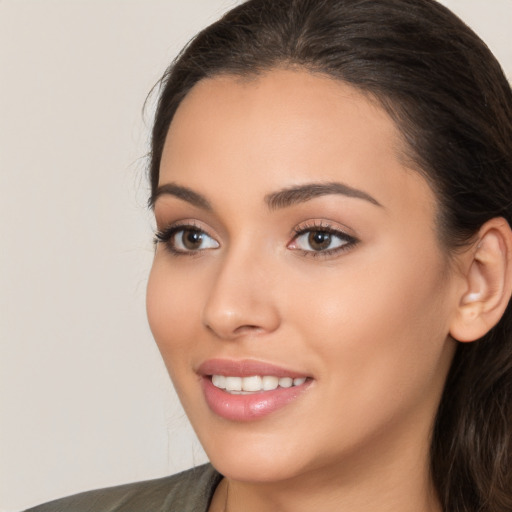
(233, 325), (263, 335)
(201, 279), (281, 339)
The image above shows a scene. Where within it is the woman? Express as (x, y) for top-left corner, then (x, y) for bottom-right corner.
(27, 0), (512, 511)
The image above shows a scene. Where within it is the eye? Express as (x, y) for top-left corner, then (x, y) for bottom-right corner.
(288, 223), (357, 256)
(154, 225), (220, 254)
(173, 228), (219, 252)
(293, 230), (346, 252)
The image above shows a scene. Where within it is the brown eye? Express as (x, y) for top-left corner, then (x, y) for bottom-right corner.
(289, 226), (356, 255)
(168, 227), (219, 253)
(308, 231), (332, 251)
(181, 229), (205, 250)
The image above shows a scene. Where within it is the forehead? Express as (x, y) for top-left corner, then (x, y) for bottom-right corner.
(159, 69), (433, 218)
(164, 69), (404, 164)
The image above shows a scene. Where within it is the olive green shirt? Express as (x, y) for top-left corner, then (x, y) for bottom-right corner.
(25, 464), (222, 512)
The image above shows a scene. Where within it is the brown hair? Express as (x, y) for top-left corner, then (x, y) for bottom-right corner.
(148, 1), (512, 509)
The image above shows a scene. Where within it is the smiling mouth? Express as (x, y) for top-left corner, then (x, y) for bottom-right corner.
(210, 375), (308, 394)
(200, 361), (312, 420)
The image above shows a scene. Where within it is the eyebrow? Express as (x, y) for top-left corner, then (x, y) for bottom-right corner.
(265, 182), (382, 210)
(150, 181), (382, 211)
(149, 183), (212, 210)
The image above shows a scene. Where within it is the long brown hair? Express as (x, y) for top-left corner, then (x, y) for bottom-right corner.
(148, 1), (512, 509)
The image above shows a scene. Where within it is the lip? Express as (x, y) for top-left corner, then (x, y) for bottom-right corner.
(197, 358), (308, 379)
(198, 359), (312, 422)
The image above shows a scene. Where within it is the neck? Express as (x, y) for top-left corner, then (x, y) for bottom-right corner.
(209, 421), (442, 512)
(221, 466), (439, 512)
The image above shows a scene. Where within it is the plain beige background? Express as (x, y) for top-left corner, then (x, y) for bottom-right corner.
(1, 1), (511, 510)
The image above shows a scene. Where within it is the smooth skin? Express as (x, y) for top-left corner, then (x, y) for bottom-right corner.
(147, 69), (512, 512)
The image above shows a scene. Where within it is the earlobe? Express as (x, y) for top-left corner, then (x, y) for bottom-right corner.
(450, 218), (512, 343)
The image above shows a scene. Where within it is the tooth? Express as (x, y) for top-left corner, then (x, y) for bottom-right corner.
(225, 376), (242, 391)
(279, 377), (293, 388)
(262, 376), (279, 390)
(212, 375), (226, 389)
(242, 376), (262, 392)
(213, 375), (305, 392)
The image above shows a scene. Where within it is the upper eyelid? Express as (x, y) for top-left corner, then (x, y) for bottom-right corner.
(155, 218), (212, 235)
(291, 220), (357, 239)
(154, 220), (209, 241)
(291, 226), (357, 246)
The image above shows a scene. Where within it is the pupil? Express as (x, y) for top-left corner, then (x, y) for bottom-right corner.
(309, 231), (331, 250)
(183, 230), (202, 249)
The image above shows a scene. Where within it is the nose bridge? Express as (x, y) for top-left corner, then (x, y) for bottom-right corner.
(201, 238), (280, 339)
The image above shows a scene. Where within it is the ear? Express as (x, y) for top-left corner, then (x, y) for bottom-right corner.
(450, 217), (512, 343)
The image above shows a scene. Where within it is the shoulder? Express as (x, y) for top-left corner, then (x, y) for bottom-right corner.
(24, 464), (222, 512)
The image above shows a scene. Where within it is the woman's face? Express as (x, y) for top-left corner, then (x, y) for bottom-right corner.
(147, 70), (459, 484)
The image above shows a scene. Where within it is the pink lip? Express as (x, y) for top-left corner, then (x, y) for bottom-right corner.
(197, 359), (312, 422)
(197, 358), (308, 379)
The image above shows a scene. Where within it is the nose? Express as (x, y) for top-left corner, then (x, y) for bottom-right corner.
(201, 249), (281, 340)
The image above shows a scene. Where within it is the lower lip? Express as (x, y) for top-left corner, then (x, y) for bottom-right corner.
(201, 377), (311, 422)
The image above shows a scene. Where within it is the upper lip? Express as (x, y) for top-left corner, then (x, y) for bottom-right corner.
(197, 359), (309, 379)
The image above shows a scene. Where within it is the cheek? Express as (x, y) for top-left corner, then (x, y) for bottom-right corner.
(286, 247), (453, 412)
(146, 260), (201, 370)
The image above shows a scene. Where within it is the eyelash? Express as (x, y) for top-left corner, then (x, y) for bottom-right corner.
(290, 221), (358, 258)
(153, 221), (359, 258)
(153, 222), (215, 257)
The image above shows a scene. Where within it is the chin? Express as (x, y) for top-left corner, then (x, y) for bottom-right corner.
(197, 424), (316, 484)
(209, 451), (306, 484)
